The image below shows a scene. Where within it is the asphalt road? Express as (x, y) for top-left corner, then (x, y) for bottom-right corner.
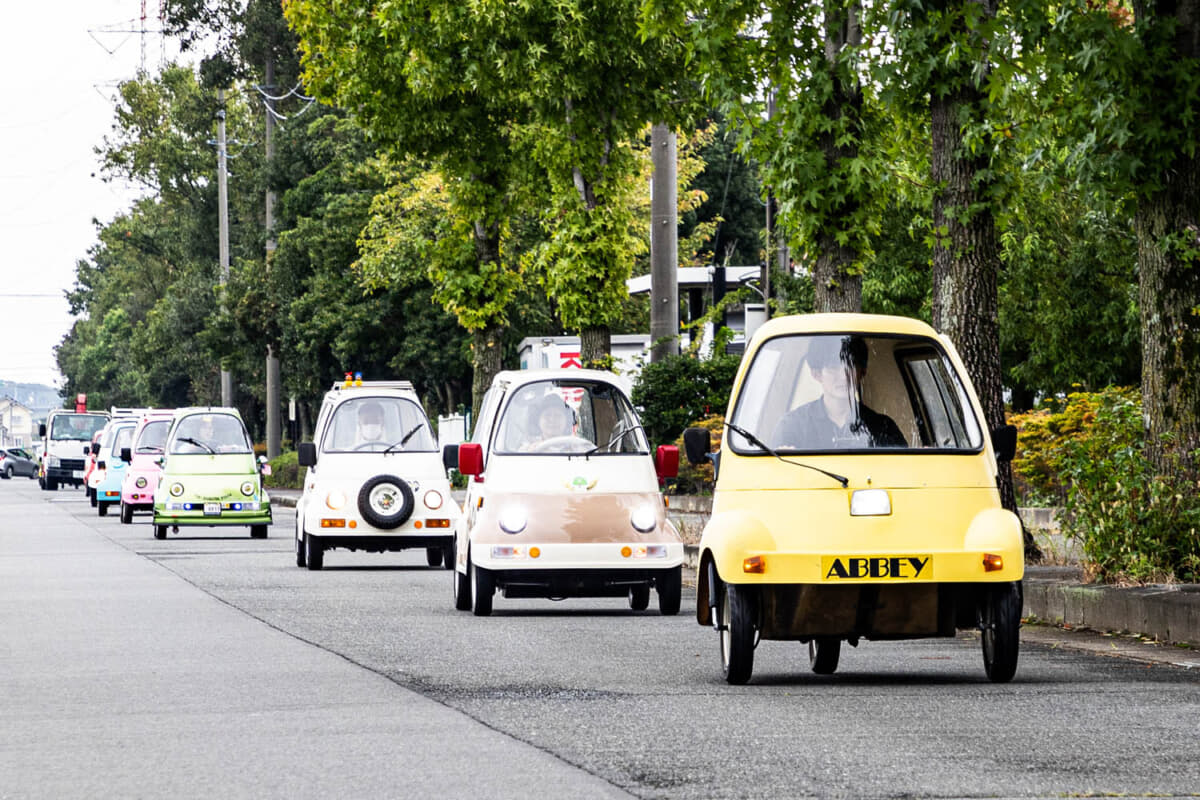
(3, 480), (1199, 799)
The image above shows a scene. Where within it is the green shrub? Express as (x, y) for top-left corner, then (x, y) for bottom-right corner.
(1010, 390), (1114, 505)
(1050, 388), (1200, 583)
(672, 413), (725, 495)
(632, 350), (740, 446)
(265, 450), (302, 490)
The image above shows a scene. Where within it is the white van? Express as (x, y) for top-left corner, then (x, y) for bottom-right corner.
(295, 380), (460, 570)
(38, 410), (110, 490)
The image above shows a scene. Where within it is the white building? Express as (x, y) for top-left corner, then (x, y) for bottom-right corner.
(0, 397), (35, 449)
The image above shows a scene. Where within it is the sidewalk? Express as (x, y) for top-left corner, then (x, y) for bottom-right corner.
(270, 488), (1200, 648)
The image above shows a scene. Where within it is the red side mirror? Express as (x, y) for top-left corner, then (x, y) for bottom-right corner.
(655, 444), (679, 479)
(458, 443), (484, 477)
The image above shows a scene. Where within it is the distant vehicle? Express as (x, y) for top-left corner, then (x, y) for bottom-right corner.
(119, 412), (175, 524)
(83, 431), (105, 505)
(152, 407), (272, 539)
(449, 369), (683, 616)
(38, 410), (110, 490)
(683, 313), (1024, 684)
(92, 420), (138, 516)
(295, 379), (459, 570)
(0, 447), (38, 479)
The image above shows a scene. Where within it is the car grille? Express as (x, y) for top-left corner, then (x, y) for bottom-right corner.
(60, 459), (86, 471)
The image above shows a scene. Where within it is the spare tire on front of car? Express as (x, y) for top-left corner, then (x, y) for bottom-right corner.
(357, 474), (415, 529)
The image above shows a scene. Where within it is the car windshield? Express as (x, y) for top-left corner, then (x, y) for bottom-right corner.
(493, 379), (648, 455)
(322, 396), (436, 453)
(169, 413), (252, 454)
(111, 426), (135, 453)
(50, 414), (108, 441)
(728, 334), (983, 454)
(135, 420), (170, 453)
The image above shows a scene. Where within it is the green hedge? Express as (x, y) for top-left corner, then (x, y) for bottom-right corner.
(265, 450), (302, 490)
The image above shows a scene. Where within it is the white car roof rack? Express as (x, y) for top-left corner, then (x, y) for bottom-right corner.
(329, 380), (415, 392)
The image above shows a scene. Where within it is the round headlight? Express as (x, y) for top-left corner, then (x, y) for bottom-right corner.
(169, 482), (184, 497)
(423, 489), (443, 510)
(135, 476), (148, 489)
(631, 506), (657, 533)
(240, 481), (255, 496)
(498, 508), (527, 534)
(325, 490), (346, 510)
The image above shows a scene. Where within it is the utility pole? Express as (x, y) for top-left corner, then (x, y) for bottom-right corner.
(650, 123), (679, 363)
(217, 89), (233, 407)
(264, 58), (281, 458)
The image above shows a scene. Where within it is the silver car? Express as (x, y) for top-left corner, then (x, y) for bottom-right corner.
(1, 447), (38, 479)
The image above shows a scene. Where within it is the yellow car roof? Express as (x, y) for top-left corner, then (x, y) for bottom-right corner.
(751, 312), (939, 342)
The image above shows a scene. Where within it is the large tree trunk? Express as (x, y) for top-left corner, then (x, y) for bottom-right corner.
(580, 325), (612, 369)
(813, 0), (865, 313)
(1136, 1), (1200, 476)
(929, 11), (1039, 560)
(470, 219), (505, 420)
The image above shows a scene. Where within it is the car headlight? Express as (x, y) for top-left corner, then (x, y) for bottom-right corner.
(423, 489), (443, 510)
(136, 476), (148, 489)
(630, 506), (658, 533)
(169, 482), (184, 497)
(325, 490), (346, 510)
(498, 507), (527, 534)
(240, 481), (255, 497)
(48, 456), (60, 468)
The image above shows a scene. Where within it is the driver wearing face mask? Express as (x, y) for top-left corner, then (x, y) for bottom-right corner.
(356, 401), (386, 446)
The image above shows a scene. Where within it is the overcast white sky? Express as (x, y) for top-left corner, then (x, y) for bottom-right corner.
(0, 1), (189, 389)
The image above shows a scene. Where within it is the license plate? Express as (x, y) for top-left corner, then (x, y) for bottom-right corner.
(73, 470), (85, 479)
(821, 555), (932, 581)
(203, 502), (221, 516)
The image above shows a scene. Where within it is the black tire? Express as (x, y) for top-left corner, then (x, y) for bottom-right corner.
(38, 476), (45, 489)
(295, 530), (307, 568)
(808, 637), (841, 675)
(441, 543), (455, 571)
(305, 534), (324, 570)
(720, 582), (757, 685)
(88, 487), (96, 505)
(120, 502), (132, 525)
(356, 474), (414, 529)
(657, 566), (682, 615)
(250, 524), (268, 539)
(153, 524), (167, 540)
(628, 584), (650, 611)
(1, 466), (12, 479)
(98, 501), (108, 517)
(426, 546), (443, 568)
(46, 478), (58, 491)
(453, 550), (472, 611)
(471, 558), (494, 616)
(981, 581), (1021, 683)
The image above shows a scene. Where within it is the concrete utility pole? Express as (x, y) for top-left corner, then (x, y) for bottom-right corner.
(217, 88), (233, 407)
(650, 123), (679, 363)
(264, 59), (281, 459)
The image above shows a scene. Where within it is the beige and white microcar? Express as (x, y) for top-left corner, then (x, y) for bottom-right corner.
(447, 369), (683, 616)
(295, 379), (460, 570)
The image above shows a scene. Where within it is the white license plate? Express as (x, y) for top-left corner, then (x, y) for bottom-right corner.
(73, 471), (85, 479)
(203, 502), (221, 516)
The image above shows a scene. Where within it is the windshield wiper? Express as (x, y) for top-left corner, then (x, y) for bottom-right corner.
(724, 421), (849, 488)
(383, 424), (426, 454)
(177, 436), (215, 454)
(582, 421), (646, 457)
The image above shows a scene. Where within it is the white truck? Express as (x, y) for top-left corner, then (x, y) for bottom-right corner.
(38, 409), (110, 490)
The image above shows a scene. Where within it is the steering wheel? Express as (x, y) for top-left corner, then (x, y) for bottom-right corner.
(353, 441), (387, 452)
(531, 435), (592, 453)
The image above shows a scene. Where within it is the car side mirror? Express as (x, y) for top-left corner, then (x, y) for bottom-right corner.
(39, 423), (46, 437)
(655, 444), (679, 479)
(991, 424), (1017, 463)
(92, 442), (101, 455)
(84, 446), (91, 456)
(683, 428), (711, 466)
(297, 442), (317, 468)
(97, 460), (106, 470)
(458, 443), (483, 477)
(442, 444), (459, 472)
(120, 447), (132, 463)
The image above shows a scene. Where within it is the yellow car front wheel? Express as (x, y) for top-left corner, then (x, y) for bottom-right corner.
(720, 583), (757, 685)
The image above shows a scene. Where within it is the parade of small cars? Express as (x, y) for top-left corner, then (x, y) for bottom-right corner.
(152, 407), (272, 539)
(294, 378), (459, 570)
(684, 313), (1024, 684)
(119, 412), (174, 524)
(449, 369), (683, 616)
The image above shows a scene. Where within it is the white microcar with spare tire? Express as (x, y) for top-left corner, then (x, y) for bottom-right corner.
(294, 379), (461, 570)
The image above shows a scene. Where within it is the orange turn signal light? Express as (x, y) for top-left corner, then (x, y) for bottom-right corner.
(743, 555), (765, 574)
(320, 519), (345, 529)
(414, 520), (423, 529)
(621, 546), (632, 558)
(424, 519), (450, 528)
(983, 553), (1004, 572)
(529, 547), (541, 558)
